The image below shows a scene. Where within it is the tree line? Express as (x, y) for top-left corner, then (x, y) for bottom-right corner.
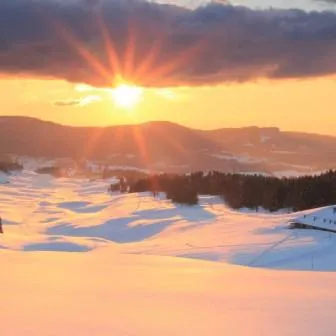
(127, 170), (336, 211)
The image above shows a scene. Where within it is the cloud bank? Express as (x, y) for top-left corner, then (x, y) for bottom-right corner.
(1, 0), (336, 87)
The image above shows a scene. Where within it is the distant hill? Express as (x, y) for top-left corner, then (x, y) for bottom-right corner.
(0, 116), (335, 175)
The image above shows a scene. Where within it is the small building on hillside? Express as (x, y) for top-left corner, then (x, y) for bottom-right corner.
(289, 206), (336, 233)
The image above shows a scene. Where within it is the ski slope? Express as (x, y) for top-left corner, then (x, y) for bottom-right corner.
(1, 171), (336, 335)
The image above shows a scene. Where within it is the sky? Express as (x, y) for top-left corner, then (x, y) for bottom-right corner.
(1, 0), (336, 135)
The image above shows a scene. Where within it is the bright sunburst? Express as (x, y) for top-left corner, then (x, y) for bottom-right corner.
(111, 84), (143, 109)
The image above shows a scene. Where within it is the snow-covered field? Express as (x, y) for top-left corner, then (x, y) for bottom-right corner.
(1, 171), (336, 335)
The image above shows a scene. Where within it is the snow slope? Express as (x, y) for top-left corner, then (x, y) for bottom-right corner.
(2, 250), (336, 336)
(1, 171), (336, 335)
(1, 171), (336, 270)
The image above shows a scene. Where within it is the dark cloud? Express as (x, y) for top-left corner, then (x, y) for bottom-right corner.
(1, 0), (336, 87)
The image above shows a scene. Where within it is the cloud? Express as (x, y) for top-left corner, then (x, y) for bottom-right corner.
(155, 0), (229, 7)
(314, 0), (336, 3)
(1, 0), (336, 87)
(53, 100), (81, 107)
(53, 95), (102, 107)
(211, 0), (229, 3)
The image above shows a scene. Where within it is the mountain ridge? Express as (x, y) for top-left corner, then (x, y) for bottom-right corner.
(1, 115), (335, 138)
(0, 116), (335, 174)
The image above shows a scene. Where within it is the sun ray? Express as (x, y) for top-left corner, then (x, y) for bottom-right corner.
(81, 127), (107, 162)
(131, 126), (160, 191)
(33, 7), (113, 161)
(150, 126), (188, 155)
(147, 41), (207, 86)
(131, 125), (151, 167)
(36, 6), (112, 85)
(132, 38), (164, 84)
(123, 14), (137, 80)
(94, 7), (121, 81)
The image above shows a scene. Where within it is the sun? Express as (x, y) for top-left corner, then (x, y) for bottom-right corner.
(111, 84), (143, 109)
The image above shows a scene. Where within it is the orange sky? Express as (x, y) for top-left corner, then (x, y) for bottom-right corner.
(1, 76), (335, 136)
